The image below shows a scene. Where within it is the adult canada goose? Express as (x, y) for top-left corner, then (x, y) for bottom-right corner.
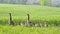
(25, 14), (32, 27)
(9, 13), (14, 25)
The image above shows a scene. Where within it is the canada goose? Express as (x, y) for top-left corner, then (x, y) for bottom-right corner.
(25, 14), (32, 27)
(34, 23), (41, 27)
(9, 13), (14, 25)
(39, 23), (43, 27)
(43, 22), (48, 27)
(20, 22), (25, 26)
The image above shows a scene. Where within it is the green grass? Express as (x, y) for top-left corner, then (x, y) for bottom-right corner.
(0, 4), (60, 25)
(0, 4), (60, 34)
(0, 25), (60, 34)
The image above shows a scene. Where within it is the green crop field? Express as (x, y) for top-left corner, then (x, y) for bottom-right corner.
(0, 25), (60, 34)
(0, 4), (60, 25)
(0, 4), (60, 34)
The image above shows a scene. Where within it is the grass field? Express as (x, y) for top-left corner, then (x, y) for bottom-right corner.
(0, 4), (60, 25)
(0, 4), (60, 34)
(0, 25), (60, 34)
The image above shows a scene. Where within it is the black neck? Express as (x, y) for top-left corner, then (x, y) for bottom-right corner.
(9, 13), (12, 20)
(27, 14), (30, 21)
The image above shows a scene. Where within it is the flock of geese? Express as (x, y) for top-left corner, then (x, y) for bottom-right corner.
(9, 13), (48, 27)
